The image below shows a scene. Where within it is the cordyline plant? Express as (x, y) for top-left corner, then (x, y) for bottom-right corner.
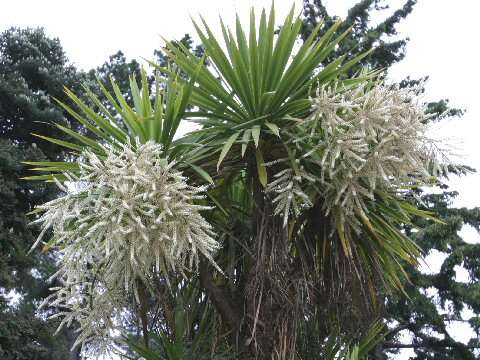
(24, 4), (453, 360)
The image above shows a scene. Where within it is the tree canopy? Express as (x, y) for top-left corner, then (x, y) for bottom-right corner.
(1, 2), (479, 360)
(300, 1), (479, 358)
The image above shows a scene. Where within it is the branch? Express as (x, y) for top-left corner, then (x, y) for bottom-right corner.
(383, 341), (480, 350)
(388, 323), (413, 335)
(199, 261), (240, 333)
(383, 342), (423, 349)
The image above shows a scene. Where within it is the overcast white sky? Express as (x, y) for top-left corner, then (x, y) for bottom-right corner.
(2, 0), (480, 358)
(2, 0), (478, 207)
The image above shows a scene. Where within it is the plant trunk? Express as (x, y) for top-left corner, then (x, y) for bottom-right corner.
(238, 160), (299, 359)
(201, 156), (301, 359)
(241, 197), (298, 360)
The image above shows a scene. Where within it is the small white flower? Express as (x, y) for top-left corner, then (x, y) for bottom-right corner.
(266, 162), (315, 227)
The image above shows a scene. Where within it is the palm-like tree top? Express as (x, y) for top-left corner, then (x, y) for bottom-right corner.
(24, 4), (449, 358)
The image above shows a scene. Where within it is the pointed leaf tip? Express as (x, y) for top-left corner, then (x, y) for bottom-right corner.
(217, 131), (240, 170)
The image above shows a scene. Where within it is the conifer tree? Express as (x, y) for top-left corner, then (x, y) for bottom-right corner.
(301, 1), (479, 358)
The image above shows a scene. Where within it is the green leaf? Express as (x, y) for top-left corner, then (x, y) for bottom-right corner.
(110, 76), (146, 141)
(54, 124), (104, 152)
(61, 88), (128, 144)
(255, 148), (267, 187)
(190, 164), (214, 184)
(31, 133), (84, 153)
(241, 128), (251, 157)
(252, 125), (260, 148)
(217, 131), (240, 170)
(53, 97), (115, 144)
(21, 161), (78, 170)
(265, 121), (279, 137)
(129, 74), (143, 116)
(21, 174), (67, 182)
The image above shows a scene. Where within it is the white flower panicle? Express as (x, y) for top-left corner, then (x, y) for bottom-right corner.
(31, 140), (220, 355)
(45, 284), (126, 355)
(271, 81), (450, 229)
(308, 82), (448, 226)
(265, 160), (315, 227)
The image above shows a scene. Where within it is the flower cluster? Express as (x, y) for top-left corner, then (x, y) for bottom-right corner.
(266, 162), (315, 227)
(32, 141), (220, 354)
(273, 81), (448, 229)
(309, 82), (443, 223)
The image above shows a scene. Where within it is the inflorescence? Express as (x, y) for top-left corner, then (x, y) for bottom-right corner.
(31, 141), (220, 355)
(270, 81), (449, 230)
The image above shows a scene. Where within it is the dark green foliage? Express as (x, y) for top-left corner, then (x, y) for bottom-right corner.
(0, 28), (84, 160)
(381, 192), (480, 359)
(0, 139), (75, 360)
(0, 28), (115, 360)
(0, 28), (162, 360)
(302, 0), (416, 70)
(92, 50), (141, 86)
(87, 50), (142, 105)
(0, 27), (157, 359)
(299, 1), (479, 358)
(154, 33), (204, 69)
(0, 297), (72, 360)
(0, 140), (51, 291)
(125, 282), (232, 360)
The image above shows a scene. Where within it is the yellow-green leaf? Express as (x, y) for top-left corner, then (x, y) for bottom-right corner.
(241, 128), (251, 157)
(255, 148), (267, 187)
(252, 125), (261, 148)
(217, 132), (240, 170)
(190, 164), (214, 185)
(265, 121), (280, 137)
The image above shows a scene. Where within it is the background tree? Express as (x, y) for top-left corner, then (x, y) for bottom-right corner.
(0, 139), (77, 360)
(0, 28), (142, 360)
(302, 0), (416, 69)
(86, 50), (142, 109)
(154, 33), (204, 70)
(0, 28), (85, 159)
(301, 1), (480, 358)
(0, 27), (87, 359)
